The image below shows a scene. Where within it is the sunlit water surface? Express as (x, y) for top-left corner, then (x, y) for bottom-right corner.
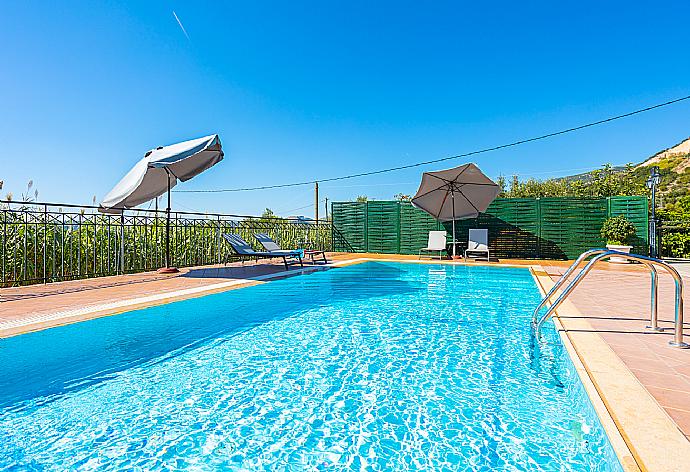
(0, 262), (622, 471)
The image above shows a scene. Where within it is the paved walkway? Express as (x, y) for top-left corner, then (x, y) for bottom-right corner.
(0, 261), (305, 328)
(670, 260), (690, 279)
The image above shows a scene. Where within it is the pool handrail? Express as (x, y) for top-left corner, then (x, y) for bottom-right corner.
(533, 249), (688, 349)
(531, 248), (661, 330)
(531, 248), (609, 325)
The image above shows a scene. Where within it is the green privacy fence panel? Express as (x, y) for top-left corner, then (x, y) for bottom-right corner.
(366, 201), (401, 254)
(332, 196), (649, 259)
(608, 196), (649, 255)
(540, 198), (608, 259)
(446, 198), (542, 258)
(331, 202), (367, 252)
(399, 203), (441, 254)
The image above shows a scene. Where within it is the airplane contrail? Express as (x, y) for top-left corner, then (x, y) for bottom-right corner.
(172, 11), (190, 40)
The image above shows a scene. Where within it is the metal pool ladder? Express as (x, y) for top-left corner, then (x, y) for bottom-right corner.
(532, 248), (689, 349)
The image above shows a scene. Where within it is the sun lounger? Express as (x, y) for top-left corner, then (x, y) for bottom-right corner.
(222, 233), (303, 270)
(464, 229), (490, 261)
(419, 231), (448, 260)
(254, 233), (328, 264)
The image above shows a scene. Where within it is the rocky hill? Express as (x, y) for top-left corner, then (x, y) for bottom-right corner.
(634, 137), (690, 204)
(549, 137), (690, 205)
(637, 136), (690, 172)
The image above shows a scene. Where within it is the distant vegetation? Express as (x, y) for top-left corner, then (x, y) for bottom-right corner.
(657, 195), (690, 258)
(497, 164), (645, 199)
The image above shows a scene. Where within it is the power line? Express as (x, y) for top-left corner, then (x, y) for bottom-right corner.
(324, 181), (418, 189)
(279, 198), (328, 215)
(509, 163), (629, 178)
(173, 201), (203, 213)
(280, 202), (316, 214)
(175, 94), (690, 194)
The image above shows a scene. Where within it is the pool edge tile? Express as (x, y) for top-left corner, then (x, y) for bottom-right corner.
(0, 265), (333, 338)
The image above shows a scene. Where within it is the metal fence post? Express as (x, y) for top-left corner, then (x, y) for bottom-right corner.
(396, 201), (401, 254)
(216, 215), (221, 265)
(536, 197), (541, 259)
(120, 212), (125, 274)
(43, 204), (47, 283)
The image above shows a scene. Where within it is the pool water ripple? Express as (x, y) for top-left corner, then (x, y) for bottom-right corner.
(0, 262), (622, 470)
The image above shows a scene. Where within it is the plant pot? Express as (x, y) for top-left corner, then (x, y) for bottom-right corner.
(606, 244), (633, 263)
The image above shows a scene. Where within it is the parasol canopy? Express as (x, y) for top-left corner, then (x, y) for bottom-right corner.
(99, 134), (224, 272)
(411, 163), (500, 257)
(100, 134), (223, 214)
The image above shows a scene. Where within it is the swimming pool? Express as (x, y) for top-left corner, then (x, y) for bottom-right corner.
(0, 261), (622, 470)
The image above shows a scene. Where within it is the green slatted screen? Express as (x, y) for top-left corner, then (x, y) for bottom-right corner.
(442, 199), (542, 258)
(366, 201), (400, 253)
(399, 203), (441, 254)
(331, 196), (649, 259)
(485, 198), (541, 258)
(608, 196), (649, 254)
(540, 198), (608, 259)
(331, 202), (367, 252)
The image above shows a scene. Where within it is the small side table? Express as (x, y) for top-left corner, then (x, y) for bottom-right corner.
(298, 241), (329, 264)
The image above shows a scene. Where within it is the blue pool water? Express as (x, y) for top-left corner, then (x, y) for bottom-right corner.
(0, 262), (622, 471)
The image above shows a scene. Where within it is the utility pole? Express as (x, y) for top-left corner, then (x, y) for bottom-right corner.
(314, 181), (319, 222)
(325, 198), (329, 221)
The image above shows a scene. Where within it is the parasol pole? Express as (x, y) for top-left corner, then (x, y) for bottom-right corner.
(451, 189), (457, 258)
(158, 167), (179, 273)
(166, 168), (171, 269)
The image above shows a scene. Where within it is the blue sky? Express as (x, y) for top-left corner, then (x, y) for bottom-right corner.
(2, 1), (689, 217)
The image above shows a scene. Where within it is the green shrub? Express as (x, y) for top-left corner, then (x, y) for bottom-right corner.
(600, 215), (637, 245)
(657, 195), (690, 258)
(661, 231), (690, 258)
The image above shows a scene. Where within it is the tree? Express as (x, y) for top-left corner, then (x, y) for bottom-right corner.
(506, 175), (570, 198)
(355, 195), (369, 203)
(256, 207), (281, 224)
(394, 193), (412, 202)
(660, 195), (690, 218)
(584, 164), (644, 197)
(495, 176), (507, 197)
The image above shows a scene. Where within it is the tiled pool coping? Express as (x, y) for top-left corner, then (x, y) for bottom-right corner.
(0, 264), (331, 337)
(1, 255), (688, 470)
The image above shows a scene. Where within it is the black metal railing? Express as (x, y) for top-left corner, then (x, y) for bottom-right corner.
(0, 200), (349, 287)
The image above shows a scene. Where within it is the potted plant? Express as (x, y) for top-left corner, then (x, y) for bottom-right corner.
(600, 215), (637, 263)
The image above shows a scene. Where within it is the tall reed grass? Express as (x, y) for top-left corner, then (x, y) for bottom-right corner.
(0, 201), (335, 287)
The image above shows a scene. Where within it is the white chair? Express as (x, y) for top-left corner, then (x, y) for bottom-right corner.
(419, 231), (447, 260)
(464, 229), (490, 261)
